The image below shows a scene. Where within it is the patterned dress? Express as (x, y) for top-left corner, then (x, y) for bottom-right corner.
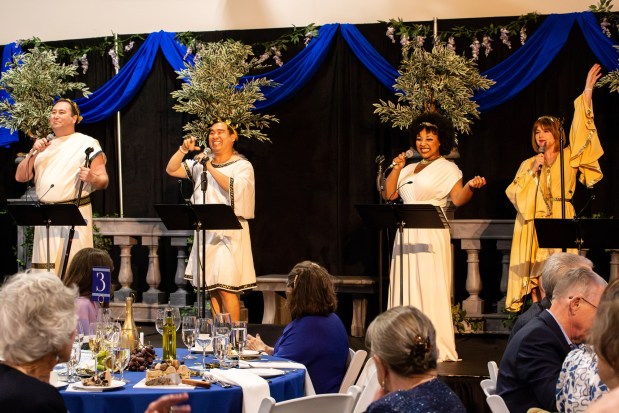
(556, 344), (608, 412)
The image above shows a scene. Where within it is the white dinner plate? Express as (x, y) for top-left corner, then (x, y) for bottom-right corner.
(133, 378), (196, 389)
(51, 380), (69, 388)
(246, 368), (285, 378)
(72, 379), (125, 391)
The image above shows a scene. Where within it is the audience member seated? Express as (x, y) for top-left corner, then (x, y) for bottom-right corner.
(0, 272), (190, 413)
(496, 267), (607, 413)
(246, 261), (349, 394)
(363, 305), (466, 413)
(63, 247), (114, 334)
(509, 253), (593, 342)
(582, 279), (619, 412)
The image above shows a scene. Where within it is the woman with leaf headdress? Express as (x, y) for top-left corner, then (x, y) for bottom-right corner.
(374, 40), (491, 362)
(166, 40), (278, 321)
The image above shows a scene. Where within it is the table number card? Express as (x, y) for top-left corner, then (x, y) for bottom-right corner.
(92, 266), (111, 303)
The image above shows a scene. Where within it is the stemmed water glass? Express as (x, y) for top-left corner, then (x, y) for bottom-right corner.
(182, 316), (197, 360)
(88, 322), (104, 374)
(113, 347), (131, 382)
(214, 313), (232, 337)
(231, 321), (247, 368)
(66, 335), (82, 382)
(195, 318), (214, 371)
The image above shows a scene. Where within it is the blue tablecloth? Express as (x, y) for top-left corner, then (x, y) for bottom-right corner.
(60, 349), (305, 413)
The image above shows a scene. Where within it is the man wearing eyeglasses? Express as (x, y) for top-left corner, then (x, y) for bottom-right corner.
(496, 267), (607, 413)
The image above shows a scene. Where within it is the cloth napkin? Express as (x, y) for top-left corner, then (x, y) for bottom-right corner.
(208, 368), (270, 413)
(247, 361), (315, 395)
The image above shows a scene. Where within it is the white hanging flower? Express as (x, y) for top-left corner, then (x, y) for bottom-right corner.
(183, 46), (193, 61)
(256, 52), (270, 65)
(470, 38), (480, 60)
(447, 36), (456, 52)
(271, 47), (283, 67)
(124, 40), (135, 53)
(400, 34), (410, 47)
(520, 27), (527, 46)
(500, 28), (512, 49)
(415, 35), (424, 47)
(482, 36), (493, 57)
(72, 58), (79, 69)
(80, 54), (89, 74)
(108, 48), (120, 72)
(386, 26), (396, 43)
(304, 31), (314, 46)
(601, 17), (612, 38)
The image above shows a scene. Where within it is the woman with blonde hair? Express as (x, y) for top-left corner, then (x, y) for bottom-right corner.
(364, 306), (466, 413)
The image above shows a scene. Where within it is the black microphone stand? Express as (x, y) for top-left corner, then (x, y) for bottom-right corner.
(199, 170), (208, 318)
(375, 156), (385, 313)
(558, 123), (567, 251)
(60, 147), (93, 280)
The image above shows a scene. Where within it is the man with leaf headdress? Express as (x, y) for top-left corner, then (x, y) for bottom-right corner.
(166, 40), (277, 321)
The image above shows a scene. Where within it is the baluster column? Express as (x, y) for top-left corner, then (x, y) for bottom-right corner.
(142, 235), (166, 304)
(113, 236), (137, 302)
(461, 239), (484, 315)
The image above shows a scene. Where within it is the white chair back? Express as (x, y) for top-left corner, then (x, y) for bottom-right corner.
(352, 369), (379, 413)
(258, 385), (360, 413)
(355, 356), (376, 387)
(488, 361), (499, 383)
(339, 348), (368, 393)
(486, 394), (510, 413)
(480, 378), (496, 397)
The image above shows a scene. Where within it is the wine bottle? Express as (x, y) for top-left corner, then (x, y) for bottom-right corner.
(162, 307), (177, 360)
(121, 296), (139, 352)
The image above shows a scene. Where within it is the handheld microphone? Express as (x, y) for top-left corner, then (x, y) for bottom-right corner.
(386, 149), (415, 171)
(537, 144), (545, 171)
(29, 134), (55, 156)
(387, 180), (413, 202)
(197, 148), (213, 166)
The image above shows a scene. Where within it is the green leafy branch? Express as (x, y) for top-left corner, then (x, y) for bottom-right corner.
(373, 41), (495, 135)
(171, 40), (279, 144)
(0, 47), (91, 139)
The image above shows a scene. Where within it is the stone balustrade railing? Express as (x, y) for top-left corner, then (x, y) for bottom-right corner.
(15, 217), (619, 324)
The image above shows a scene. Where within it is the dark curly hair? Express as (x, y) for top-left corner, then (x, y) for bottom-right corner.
(408, 112), (456, 156)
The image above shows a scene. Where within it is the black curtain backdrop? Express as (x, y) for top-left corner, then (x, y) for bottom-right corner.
(2, 18), (618, 320)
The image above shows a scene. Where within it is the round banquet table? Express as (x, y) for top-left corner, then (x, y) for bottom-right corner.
(60, 349), (306, 413)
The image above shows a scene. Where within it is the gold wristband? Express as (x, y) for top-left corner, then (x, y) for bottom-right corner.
(179, 146), (188, 154)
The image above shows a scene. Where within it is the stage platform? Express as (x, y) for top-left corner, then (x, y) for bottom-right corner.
(140, 322), (506, 413)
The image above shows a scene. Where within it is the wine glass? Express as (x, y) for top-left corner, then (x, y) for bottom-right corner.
(214, 312), (232, 337)
(182, 315), (197, 360)
(154, 308), (166, 336)
(172, 307), (182, 332)
(66, 337), (82, 382)
(195, 318), (213, 371)
(113, 347), (131, 382)
(88, 322), (103, 374)
(213, 333), (229, 369)
(231, 320), (247, 367)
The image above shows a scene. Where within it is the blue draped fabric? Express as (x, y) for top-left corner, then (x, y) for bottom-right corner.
(577, 12), (619, 71)
(473, 14), (577, 112)
(0, 43), (23, 147)
(246, 24), (339, 110)
(473, 12), (619, 112)
(340, 24), (400, 90)
(3, 12), (619, 143)
(75, 31), (189, 123)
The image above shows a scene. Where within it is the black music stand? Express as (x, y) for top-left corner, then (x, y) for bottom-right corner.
(356, 204), (449, 309)
(535, 218), (619, 253)
(154, 204), (242, 318)
(7, 202), (86, 272)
